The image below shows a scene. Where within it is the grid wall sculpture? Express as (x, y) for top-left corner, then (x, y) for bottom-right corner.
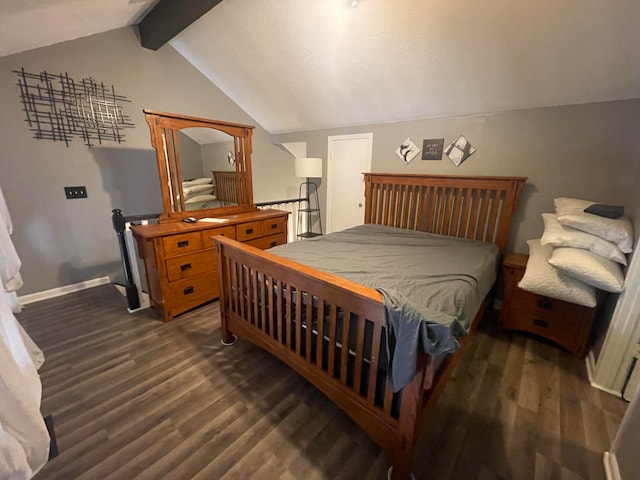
(14, 68), (135, 147)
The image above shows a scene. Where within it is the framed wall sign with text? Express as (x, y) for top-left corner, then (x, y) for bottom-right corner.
(422, 138), (444, 160)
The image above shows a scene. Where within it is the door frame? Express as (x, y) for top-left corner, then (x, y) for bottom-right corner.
(326, 133), (373, 233)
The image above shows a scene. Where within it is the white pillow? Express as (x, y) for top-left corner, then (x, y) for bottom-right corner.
(554, 197), (634, 253)
(182, 177), (212, 187)
(518, 239), (597, 308)
(540, 213), (627, 266)
(548, 247), (624, 293)
(185, 194), (217, 204)
(183, 184), (214, 198)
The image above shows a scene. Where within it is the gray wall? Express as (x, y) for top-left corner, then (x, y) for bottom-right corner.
(176, 132), (204, 180)
(0, 27), (297, 295)
(273, 99), (640, 254)
(203, 142), (236, 173)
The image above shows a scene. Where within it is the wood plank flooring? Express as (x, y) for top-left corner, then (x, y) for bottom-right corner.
(18, 284), (627, 480)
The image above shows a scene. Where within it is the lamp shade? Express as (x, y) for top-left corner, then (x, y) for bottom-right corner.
(294, 157), (322, 178)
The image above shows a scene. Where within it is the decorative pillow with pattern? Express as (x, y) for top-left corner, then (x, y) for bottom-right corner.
(548, 247), (624, 293)
(518, 239), (597, 308)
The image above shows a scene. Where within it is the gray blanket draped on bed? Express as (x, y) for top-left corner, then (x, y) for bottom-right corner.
(269, 224), (499, 391)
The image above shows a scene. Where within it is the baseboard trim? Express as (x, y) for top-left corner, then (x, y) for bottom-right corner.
(18, 277), (111, 305)
(585, 352), (623, 397)
(586, 351), (597, 384)
(603, 452), (621, 480)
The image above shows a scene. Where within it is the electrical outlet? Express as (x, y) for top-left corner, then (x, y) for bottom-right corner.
(64, 186), (87, 199)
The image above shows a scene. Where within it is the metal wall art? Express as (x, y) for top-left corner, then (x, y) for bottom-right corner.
(14, 68), (135, 147)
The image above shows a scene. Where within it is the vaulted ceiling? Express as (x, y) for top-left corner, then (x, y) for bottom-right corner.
(2, 0), (640, 134)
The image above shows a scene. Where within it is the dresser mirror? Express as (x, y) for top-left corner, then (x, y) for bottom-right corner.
(143, 109), (255, 221)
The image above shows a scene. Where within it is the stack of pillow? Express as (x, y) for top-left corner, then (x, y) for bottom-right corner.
(518, 198), (632, 308)
(182, 177), (215, 204)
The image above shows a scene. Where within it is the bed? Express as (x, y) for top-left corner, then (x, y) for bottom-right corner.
(181, 172), (244, 210)
(214, 173), (526, 479)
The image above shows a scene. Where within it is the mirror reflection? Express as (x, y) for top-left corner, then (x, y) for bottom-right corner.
(144, 109), (256, 221)
(175, 127), (239, 211)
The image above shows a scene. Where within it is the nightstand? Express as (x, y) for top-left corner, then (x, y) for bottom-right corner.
(499, 253), (605, 356)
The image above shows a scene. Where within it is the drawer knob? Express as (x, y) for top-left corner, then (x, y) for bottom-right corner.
(270, 241), (277, 247)
(177, 240), (189, 248)
(271, 223), (278, 229)
(180, 263), (192, 271)
(184, 286), (194, 295)
(537, 297), (553, 310)
(533, 318), (549, 328)
(246, 228), (254, 234)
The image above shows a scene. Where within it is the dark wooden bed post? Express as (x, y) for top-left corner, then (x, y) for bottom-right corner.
(390, 355), (430, 480)
(217, 242), (237, 345)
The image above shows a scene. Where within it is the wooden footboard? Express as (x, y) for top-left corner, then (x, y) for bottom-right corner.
(216, 235), (437, 479)
(215, 173), (526, 479)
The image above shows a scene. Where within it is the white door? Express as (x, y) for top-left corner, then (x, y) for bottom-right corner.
(326, 133), (373, 233)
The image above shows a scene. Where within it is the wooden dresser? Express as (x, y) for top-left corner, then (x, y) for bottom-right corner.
(131, 209), (289, 322)
(499, 253), (605, 356)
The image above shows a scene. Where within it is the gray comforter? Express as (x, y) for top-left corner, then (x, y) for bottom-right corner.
(268, 224), (500, 391)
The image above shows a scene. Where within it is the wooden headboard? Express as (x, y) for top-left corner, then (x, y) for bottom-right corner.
(212, 171), (238, 204)
(364, 173), (527, 253)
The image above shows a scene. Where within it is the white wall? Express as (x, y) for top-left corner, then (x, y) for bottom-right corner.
(607, 384), (640, 479)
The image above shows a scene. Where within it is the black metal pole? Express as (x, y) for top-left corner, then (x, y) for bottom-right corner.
(112, 209), (140, 310)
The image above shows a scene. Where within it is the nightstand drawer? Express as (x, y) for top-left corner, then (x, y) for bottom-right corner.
(162, 232), (203, 257)
(506, 305), (588, 354)
(510, 288), (589, 321)
(166, 249), (216, 282)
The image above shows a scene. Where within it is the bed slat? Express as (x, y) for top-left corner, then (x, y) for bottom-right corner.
(364, 173), (525, 251)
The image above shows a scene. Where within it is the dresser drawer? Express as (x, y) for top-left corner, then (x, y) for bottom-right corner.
(202, 225), (237, 249)
(236, 221), (264, 241)
(245, 233), (287, 250)
(162, 232), (203, 257)
(169, 272), (218, 316)
(262, 218), (286, 236)
(166, 249), (216, 282)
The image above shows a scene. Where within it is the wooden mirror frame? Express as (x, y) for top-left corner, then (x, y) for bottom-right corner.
(143, 109), (256, 222)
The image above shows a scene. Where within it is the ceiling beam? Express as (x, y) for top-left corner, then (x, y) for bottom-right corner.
(138, 0), (223, 50)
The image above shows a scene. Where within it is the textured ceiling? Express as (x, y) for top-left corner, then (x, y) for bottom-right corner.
(2, 0), (640, 135)
(170, 0), (640, 133)
(0, 0), (158, 57)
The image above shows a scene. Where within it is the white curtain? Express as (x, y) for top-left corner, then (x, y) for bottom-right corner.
(0, 186), (49, 479)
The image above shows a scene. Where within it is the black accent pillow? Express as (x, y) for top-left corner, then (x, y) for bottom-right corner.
(584, 204), (624, 219)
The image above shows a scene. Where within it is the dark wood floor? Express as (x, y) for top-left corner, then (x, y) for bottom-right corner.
(19, 284), (626, 480)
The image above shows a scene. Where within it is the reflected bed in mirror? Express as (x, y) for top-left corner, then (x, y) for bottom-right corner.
(177, 127), (238, 211)
(143, 109), (255, 221)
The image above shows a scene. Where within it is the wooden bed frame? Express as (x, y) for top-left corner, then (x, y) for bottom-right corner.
(215, 173), (526, 479)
